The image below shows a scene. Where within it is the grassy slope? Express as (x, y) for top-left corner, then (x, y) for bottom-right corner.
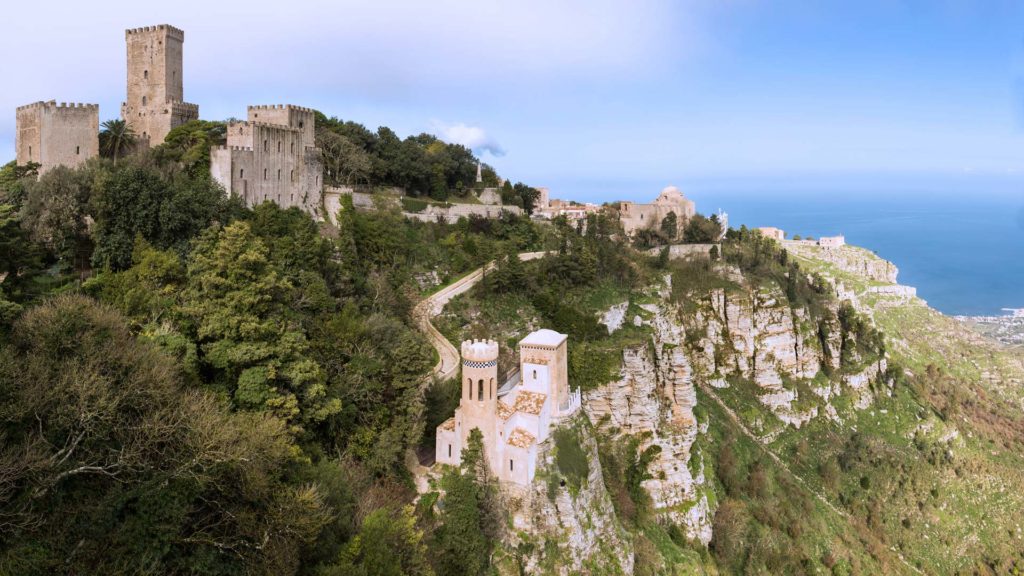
(787, 245), (1024, 574)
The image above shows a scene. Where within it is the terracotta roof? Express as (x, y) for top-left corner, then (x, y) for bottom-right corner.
(507, 427), (537, 448)
(513, 391), (547, 415)
(497, 401), (514, 421)
(439, 417), (456, 431)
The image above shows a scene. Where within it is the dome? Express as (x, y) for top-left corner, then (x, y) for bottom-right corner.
(655, 185), (686, 205)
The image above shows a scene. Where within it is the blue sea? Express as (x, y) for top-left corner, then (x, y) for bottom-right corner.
(557, 175), (1024, 316)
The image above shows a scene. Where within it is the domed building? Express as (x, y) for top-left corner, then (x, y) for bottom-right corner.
(618, 185), (696, 238)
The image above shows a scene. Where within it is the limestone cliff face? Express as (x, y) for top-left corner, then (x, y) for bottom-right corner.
(585, 268), (890, 541)
(785, 243), (899, 284)
(502, 417), (634, 575)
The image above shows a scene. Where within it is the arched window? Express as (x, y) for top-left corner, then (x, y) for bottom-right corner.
(490, 378), (495, 398)
(143, 70), (148, 80)
(239, 169), (244, 179)
(75, 146), (80, 155)
(533, 369), (537, 380)
(290, 169), (294, 181)
(467, 378), (473, 400)
(478, 379), (484, 401)
(142, 96), (147, 105)
(263, 140), (268, 152)
(448, 444), (452, 458)
(509, 459), (514, 471)
(263, 168), (267, 180)
(277, 169), (281, 181)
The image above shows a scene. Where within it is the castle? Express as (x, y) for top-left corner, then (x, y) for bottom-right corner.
(210, 105), (324, 213)
(15, 101), (98, 174)
(435, 329), (582, 485)
(14, 25), (324, 216)
(618, 185), (696, 237)
(121, 25), (199, 147)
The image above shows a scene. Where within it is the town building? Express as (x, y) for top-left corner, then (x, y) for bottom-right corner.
(210, 105), (324, 215)
(756, 226), (786, 241)
(818, 235), (845, 249)
(15, 101), (98, 174)
(618, 185), (696, 237)
(435, 329), (582, 485)
(121, 25), (199, 147)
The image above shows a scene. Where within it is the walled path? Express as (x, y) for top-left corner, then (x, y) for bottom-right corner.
(413, 251), (549, 385)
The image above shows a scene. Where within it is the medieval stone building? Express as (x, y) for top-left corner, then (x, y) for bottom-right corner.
(618, 185), (696, 237)
(210, 105), (324, 215)
(121, 25), (199, 147)
(15, 101), (98, 174)
(435, 329), (582, 486)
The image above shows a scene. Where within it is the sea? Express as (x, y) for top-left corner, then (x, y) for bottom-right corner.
(560, 175), (1024, 317)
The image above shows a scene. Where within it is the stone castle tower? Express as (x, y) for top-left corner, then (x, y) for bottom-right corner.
(120, 25), (199, 147)
(210, 105), (324, 215)
(459, 339), (500, 469)
(16, 101), (98, 174)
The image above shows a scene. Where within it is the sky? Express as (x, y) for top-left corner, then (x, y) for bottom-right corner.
(4, 0), (1024, 203)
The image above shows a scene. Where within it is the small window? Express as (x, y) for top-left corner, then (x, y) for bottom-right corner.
(477, 380), (484, 401)
(239, 169), (244, 179)
(239, 127), (243, 135)
(533, 370), (537, 380)
(298, 121), (304, 128)
(277, 141), (281, 152)
(448, 444), (452, 458)
(277, 169), (281, 181)
(76, 146), (80, 155)
(263, 169), (267, 180)
(28, 146), (32, 160)
(291, 142), (294, 153)
(142, 96), (147, 106)
(510, 459), (514, 471)
(468, 378), (473, 400)
(290, 169), (294, 181)
(143, 70), (148, 80)
(263, 140), (268, 152)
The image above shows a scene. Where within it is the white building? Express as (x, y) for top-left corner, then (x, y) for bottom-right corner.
(435, 329), (582, 485)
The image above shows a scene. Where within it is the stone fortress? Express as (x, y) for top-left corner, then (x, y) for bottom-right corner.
(14, 24), (323, 215)
(435, 329), (582, 486)
(210, 105), (324, 213)
(121, 25), (199, 147)
(618, 185), (696, 237)
(15, 101), (98, 175)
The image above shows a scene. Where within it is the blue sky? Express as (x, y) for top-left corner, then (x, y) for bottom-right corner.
(4, 0), (1024, 203)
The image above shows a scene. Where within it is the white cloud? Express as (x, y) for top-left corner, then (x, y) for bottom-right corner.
(431, 121), (504, 156)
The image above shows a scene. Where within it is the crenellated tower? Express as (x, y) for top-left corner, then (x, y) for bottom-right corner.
(459, 338), (500, 467)
(120, 24), (199, 147)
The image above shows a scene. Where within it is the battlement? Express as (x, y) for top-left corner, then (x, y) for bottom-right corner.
(126, 24), (184, 41)
(213, 145), (255, 152)
(247, 104), (316, 114)
(228, 120), (303, 133)
(461, 339), (499, 362)
(169, 101), (200, 112)
(17, 100), (98, 112)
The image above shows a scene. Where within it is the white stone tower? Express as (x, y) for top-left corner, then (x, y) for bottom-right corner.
(460, 339), (499, 468)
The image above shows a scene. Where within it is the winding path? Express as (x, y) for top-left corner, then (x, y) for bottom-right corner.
(413, 251), (549, 384)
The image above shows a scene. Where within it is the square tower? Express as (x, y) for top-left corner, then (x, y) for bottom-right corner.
(16, 101), (99, 175)
(518, 329), (570, 412)
(121, 24), (199, 147)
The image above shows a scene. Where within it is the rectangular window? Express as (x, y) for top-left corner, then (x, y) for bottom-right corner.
(448, 445), (452, 458)
(76, 146), (80, 155)
(277, 169), (281, 181)
(510, 459), (514, 471)
(263, 169), (267, 180)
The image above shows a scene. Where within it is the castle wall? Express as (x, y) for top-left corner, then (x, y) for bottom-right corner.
(249, 105), (315, 143)
(16, 101), (99, 174)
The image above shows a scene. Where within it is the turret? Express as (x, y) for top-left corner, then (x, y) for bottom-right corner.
(459, 339), (500, 469)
